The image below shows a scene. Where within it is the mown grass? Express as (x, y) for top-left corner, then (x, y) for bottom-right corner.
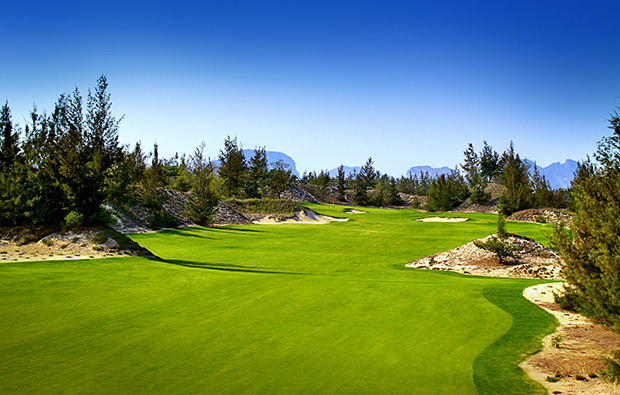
(0, 205), (557, 394)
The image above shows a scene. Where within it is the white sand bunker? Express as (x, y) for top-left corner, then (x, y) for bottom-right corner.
(254, 208), (349, 225)
(415, 217), (469, 222)
(345, 209), (365, 214)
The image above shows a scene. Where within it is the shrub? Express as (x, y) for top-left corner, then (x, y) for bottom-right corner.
(474, 236), (522, 265)
(148, 210), (178, 230)
(551, 333), (563, 348)
(546, 376), (559, 383)
(602, 349), (620, 384)
(64, 211), (84, 228)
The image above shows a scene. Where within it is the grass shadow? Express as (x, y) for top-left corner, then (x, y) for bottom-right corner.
(164, 259), (305, 275)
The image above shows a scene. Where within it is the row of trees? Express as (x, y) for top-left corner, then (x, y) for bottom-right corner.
(0, 76), (573, 229)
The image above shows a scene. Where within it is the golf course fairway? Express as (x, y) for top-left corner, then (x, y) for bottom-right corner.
(0, 204), (557, 394)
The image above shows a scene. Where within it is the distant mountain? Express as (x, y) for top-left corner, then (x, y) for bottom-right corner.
(525, 159), (578, 190)
(242, 149), (300, 177)
(405, 165), (452, 178)
(327, 166), (361, 178)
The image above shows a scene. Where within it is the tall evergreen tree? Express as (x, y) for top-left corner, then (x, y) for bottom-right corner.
(480, 140), (500, 182)
(552, 108), (620, 326)
(218, 136), (247, 198)
(461, 143), (488, 203)
(498, 142), (532, 215)
(353, 157), (376, 205)
(246, 146), (268, 198)
(336, 164), (346, 201)
(186, 142), (219, 226)
(0, 101), (19, 171)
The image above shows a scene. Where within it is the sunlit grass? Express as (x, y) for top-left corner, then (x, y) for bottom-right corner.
(0, 205), (556, 394)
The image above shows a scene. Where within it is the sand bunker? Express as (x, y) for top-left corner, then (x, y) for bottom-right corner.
(253, 209), (349, 225)
(345, 209), (365, 214)
(415, 217), (468, 222)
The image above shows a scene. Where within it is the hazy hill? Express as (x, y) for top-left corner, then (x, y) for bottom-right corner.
(405, 165), (453, 178)
(525, 159), (578, 190)
(327, 166), (361, 178)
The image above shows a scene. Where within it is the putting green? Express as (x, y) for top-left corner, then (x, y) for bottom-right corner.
(0, 205), (557, 394)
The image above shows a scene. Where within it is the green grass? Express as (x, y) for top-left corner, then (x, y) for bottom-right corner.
(0, 205), (557, 394)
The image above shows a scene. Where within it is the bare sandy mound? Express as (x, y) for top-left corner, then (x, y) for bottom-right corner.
(0, 229), (155, 263)
(253, 208), (349, 225)
(415, 217), (468, 222)
(406, 234), (563, 279)
(521, 283), (620, 394)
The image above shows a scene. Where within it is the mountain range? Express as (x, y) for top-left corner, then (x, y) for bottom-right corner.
(233, 150), (578, 190)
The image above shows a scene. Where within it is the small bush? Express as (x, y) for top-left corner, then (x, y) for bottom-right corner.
(64, 211), (84, 228)
(148, 210), (178, 230)
(551, 333), (563, 348)
(602, 349), (620, 384)
(546, 376), (559, 383)
(474, 236), (522, 264)
(535, 215), (548, 223)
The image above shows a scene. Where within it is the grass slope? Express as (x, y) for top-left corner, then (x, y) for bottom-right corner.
(0, 205), (556, 394)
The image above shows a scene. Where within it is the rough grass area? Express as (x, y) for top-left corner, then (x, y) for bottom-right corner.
(0, 204), (557, 394)
(227, 198), (303, 215)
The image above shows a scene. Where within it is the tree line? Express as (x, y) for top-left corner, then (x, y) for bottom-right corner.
(1, 76), (570, 229)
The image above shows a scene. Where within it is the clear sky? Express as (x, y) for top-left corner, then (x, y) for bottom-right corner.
(2, 0), (619, 176)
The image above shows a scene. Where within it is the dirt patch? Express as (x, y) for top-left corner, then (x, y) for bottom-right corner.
(406, 234), (562, 279)
(0, 228), (155, 262)
(522, 283), (620, 394)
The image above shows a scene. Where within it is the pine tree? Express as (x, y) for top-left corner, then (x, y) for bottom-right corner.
(336, 165), (346, 201)
(218, 136), (247, 198)
(461, 143), (488, 203)
(246, 147), (268, 198)
(480, 140), (500, 182)
(552, 108), (620, 325)
(498, 142), (532, 215)
(353, 157), (376, 205)
(186, 142), (219, 226)
(0, 101), (20, 172)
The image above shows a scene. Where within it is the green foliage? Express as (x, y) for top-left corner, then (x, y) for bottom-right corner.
(480, 140), (501, 182)
(353, 157), (376, 205)
(498, 142), (532, 215)
(265, 160), (294, 199)
(462, 143), (488, 204)
(497, 212), (508, 239)
(336, 164), (346, 201)
(309, 169), (331, 202)
(0, 101), (20, 172)
(474, 236), (522, 264)
(426, 171), (469, 212)
(186, 142), (219, 226)
(602, 349), (620, 384)
(398, 171), (432, 196)
(551, 333), (563, 348)
(218, 136), (248, 198)
(246, 147), (268, 198)
(64, 211), (84, 227)
(551, 108), (620, 326)
(148, 209), (178, 230)
(546, 376), (559, 383)
(228, 198), (301, 215)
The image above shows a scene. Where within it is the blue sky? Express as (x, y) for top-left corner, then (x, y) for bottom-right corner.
(2, 0), (619, 176)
